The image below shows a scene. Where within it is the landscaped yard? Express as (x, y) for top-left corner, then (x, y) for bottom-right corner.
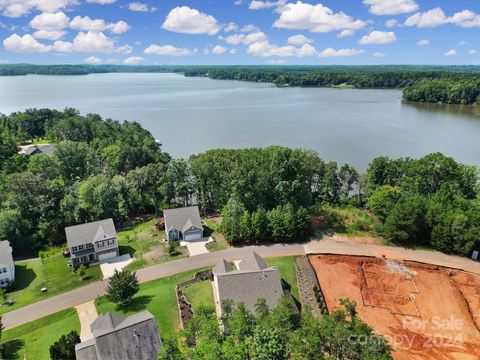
(95, 268), (209, 337)
(116, 217), (188, 271)
(267, 256), (299, 302)
(0, 256), (101, 315)
(203, 218), (229, 252)
(1, 308), (80, 360)
(183, 280), (214, 310)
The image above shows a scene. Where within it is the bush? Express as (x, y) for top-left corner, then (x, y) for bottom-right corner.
(49, 330), (80, 360)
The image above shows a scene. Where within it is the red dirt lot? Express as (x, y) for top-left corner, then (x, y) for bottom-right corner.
(309, 255), (480, 360)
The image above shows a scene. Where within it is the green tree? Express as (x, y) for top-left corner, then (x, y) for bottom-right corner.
(367, 185), (401, 222)
(49, 330), (80, 360)
(106, 269), (139, 306)
(158, 336), (184, 360)
(247, 327), (287, 360)
(221, 196), (246, 244)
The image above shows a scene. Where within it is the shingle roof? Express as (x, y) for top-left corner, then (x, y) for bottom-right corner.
(0, 241), (13, 265)
(20, 144), (55, 156)
(91, 311), (156, 337)
(163, 206), (203, 232)
(213, 251), (284, 313)
(65, 219), (116, 248)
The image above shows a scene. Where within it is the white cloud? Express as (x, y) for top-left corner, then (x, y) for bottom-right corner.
(127, 2), (156, 12)
(273, 1), (366, 33)
(247, 40), (316, 57)
(372, 51), (386, 57)
(0, 0), (79, 18)
(448, 10), (480, 28)
(212, 45), (227, 54)
(458, 40), (468, 46)
(72, 31), (115, 53)
(84, 56), (102, 64)
(124, 56), (144, 64)
(405, 8), (447, 28)
(230, 48), (237, 54)
(444, 49), (457, 57)
(224, 22), (238, 32)
(221, 31), (267, 45)
(86, 0), (116, 4)
(33, 30), (66, 40)
(468, 49), (478, 55)
(363, 0), (418, 15)
(30, 12), (69, 31)
(337, 29), (354, 38)
(52, 40), (73, 52)
(267, 59), (286, 64)
(3, 33), (51, 52)
(240, 24), (260, 32)
(105, 58), (118, 64)
(385, 19), (398, 28)
(144, 44), (194, 56)
(287, 34), (313, 45)
(70, 16), (130, 34)
(416, 39), (429, 46)
(162, 6), (221, 35)
(359, 30), (396, 45)
(318, 48), (365, 57)
(115, 45), (132, 54)
(248, 0), (287, 10)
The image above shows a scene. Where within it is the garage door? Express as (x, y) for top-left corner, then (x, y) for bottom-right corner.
(184, 231), (202, 241)
(98, 252), (117, 262)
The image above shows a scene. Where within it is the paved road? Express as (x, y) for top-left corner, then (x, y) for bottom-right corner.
(3, 240), (479, 330)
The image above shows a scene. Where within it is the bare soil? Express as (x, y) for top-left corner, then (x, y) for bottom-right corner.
(310, 254), (480, 360)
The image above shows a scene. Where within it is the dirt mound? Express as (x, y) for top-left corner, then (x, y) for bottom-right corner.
(310, 254), (480, 360)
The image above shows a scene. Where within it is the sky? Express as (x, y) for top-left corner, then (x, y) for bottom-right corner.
(0, 0), (479, 65)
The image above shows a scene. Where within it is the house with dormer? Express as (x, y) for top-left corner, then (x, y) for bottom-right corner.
(65, 219), (119, 267)
(163, 206), (204, 241)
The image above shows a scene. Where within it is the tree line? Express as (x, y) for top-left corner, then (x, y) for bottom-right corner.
(0, 109), (479, 257)
(159, 299), (392, 360)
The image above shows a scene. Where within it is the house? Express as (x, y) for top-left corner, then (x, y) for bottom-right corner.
(212, 251), (284, 317)
(65, 219), (119, 267)
(18, 144), (55, 156)
(0, 241), (15, 288)
(163, 206), (203, 241)
(75, 311), (161, 360)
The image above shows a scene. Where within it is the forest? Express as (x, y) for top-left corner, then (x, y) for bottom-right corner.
(0, 109), (479, 257)
(1, 65), (479, 104)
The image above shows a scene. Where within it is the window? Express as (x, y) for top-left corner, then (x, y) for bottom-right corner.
(72, 246), (78, 252)
(87, 243), (93, 249)
(0, 279), (4, 285)
(1, 267), (6, 274)
(5, 278), (9, 283)
(78, 245), (84, 251)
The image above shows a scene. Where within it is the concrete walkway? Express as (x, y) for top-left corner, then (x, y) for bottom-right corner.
(100, 254), (133, 279)
(75, 301), (98, 341)
(3, 240), (479, 330)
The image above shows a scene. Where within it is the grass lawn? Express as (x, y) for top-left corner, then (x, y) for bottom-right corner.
(183, 280), (214, 310)
(267, 256), (299, 302)
(0, 256), (101, 315)
(204, 218), (229, 252)
(95, 268), (209, 337)
(117, 217), (188, 271)
(1, 308), (80, 360)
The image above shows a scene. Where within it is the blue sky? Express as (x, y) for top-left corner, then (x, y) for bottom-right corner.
(0, 0), (478, 65)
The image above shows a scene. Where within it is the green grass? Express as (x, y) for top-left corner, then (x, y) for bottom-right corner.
(204, 218), (229, 252)
(95, 268), (209, 337)
(318, 206), (382, 237)
(183, 280), (214, 310)
(267, 256), (299, 302)
(1, 308), (80, 360)
(0, 256), (101, 315)
(117, 217), (187, 271)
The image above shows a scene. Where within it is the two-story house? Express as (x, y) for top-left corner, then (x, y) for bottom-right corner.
(65, 219), (119, 267)
(0, 240), (15, 288)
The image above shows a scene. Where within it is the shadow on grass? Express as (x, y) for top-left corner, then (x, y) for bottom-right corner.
(119, 245), (136, 257)
(12, 265), (37, 291)
(2, 339), (25, 360)
(116, 295), (153, 312)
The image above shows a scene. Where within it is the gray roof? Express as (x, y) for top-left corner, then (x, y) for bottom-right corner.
(22, 144), (55, 156)
(65, 219), (116, 248)
(91, 311), (154, 337)
(0, 241), (13, 265)
(213, 251), (284, 313)
(163, 206), (203, 233)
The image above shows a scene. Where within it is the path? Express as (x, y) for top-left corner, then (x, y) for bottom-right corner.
(75, 301), (98, 341)
(2, 240), (479, 330)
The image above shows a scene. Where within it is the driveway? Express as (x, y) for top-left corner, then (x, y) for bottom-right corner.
(100, 254), (133, 279)
(180, 237), (213, 257)
(3, 241), (480, 330)
(75, 301), (98, 341)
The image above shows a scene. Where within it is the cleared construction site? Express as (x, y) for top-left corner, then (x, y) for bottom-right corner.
(309, 254), (480, 360)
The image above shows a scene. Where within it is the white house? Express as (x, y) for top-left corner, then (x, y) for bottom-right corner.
(163, 206), (204, 241)
(0, 240), (15, 288)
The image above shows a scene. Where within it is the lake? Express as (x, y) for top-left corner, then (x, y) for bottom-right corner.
(1, 72), (479, 171)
